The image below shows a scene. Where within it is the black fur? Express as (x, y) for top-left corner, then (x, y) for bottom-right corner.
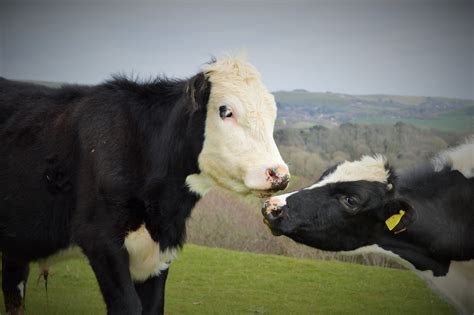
(0, 72), (211, 314)
(267, 161), (474, 276)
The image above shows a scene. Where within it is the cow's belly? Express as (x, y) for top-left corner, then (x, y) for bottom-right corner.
(124, 225), (177, 282)
(39, 225), (176, 283)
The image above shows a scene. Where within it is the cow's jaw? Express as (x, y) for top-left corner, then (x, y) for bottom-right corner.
(186, 172), (249, 196)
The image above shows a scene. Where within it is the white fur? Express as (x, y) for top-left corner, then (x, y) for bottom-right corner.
(419, 260), (474, 315)
(38, 227), (176, 282)
(124, 225), (177, 282)
(268, 190), (297, 207)
(307, 155), (389, 189)
(186, 56), (287, 196)
(346, 245), (474, 314)
(17, 281), (25, 298)
(433, 137), (474, 178)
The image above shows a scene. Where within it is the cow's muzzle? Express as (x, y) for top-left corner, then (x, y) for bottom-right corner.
(261, 197), (286, 236)
(266, 166), (290, 192)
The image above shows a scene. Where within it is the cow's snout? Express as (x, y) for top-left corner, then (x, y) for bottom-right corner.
(262, 196), (290, 236)
(266, 166), (290, 191)
(262, 197), (286, 224)
(243, 165), (290, 194)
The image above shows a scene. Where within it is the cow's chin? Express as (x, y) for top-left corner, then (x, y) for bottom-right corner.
(252, 189), (281, 198)
(186, 172), (279, 198)
(263, 218), (284, 236)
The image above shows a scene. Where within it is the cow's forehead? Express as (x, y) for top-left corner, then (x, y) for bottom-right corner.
(203, 56), (261, 82)
(203, 56), (276, 113)
(307, 155), (389, 190)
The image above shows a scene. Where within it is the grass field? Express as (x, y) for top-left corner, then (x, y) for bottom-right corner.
(1, 245), (455, 314)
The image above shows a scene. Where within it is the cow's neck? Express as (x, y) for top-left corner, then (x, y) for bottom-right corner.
(375, 236), (451, 276)
(375, 170), (474, 276)
(133, 84), (207, 249)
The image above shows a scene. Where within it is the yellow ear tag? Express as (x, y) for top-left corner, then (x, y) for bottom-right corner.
(385, 210), (406, 231)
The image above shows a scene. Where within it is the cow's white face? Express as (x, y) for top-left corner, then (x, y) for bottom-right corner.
(186, 57), (289, 196)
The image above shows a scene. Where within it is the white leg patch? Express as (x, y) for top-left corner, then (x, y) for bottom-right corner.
(124, 224), (177, 282)
(17, 281), (25, 298)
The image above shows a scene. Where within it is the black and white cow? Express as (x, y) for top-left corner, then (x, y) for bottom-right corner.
(262, 140), (473, 314)
(0, 56), (290, 314)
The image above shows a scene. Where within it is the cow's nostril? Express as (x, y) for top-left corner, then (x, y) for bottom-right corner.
(271, 208), (282, 218)
(267, 167), (279, 180)
(265, 166), (290, 192)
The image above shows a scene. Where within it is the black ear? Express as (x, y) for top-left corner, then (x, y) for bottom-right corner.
(186, 72), (211, 112)
(380, 198), (416, 234)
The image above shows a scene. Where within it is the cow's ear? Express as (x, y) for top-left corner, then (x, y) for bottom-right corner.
(186, 72), (211, 112)
(380, 198), (416, 234)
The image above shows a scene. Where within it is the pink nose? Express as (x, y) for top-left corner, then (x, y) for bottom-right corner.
(262, 196), (286, 220)
(265, 166), (290, 191)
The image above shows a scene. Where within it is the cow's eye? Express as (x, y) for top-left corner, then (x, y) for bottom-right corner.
(340, 195), (360, 212)
(219, 105), (233, 119)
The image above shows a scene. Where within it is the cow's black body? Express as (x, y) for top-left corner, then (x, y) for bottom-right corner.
(0, 74), (211, 314)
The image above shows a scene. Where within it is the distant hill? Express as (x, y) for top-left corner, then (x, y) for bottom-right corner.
(274, 122), (469, 178)
(274, 90), (474, 133)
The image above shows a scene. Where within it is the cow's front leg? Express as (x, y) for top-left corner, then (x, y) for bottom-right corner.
(1, 255), (29, 315)
(134, 268), (169, 315)
(77, 234), (142, 314)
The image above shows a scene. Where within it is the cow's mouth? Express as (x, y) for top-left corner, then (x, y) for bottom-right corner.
(253, 188), (282, 198)
(262, 218), (284, 236)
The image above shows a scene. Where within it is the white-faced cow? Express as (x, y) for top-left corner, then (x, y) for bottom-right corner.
(0, 56), (290, 314)
(262, 140), (473, 314)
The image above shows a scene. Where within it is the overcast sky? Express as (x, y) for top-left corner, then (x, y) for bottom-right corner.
(1, 0), (473, 99)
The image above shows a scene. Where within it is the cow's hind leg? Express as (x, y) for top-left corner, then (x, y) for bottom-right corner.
(134, 268), (169, 315)
(1, 255), (29, 315)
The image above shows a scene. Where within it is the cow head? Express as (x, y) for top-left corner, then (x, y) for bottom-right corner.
(186, 56), (289, 197)
(261, 155), (416, 251)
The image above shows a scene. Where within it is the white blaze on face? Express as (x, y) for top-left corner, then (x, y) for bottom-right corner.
(186, 56), (288, 196)
(124, 225), (176, 282)
(432, 138), (474, 178)
(270, 155), (390, 207)
(307, 155), (390, 189)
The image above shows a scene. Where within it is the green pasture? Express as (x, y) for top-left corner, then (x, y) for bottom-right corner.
(1, 245), (454, 314)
